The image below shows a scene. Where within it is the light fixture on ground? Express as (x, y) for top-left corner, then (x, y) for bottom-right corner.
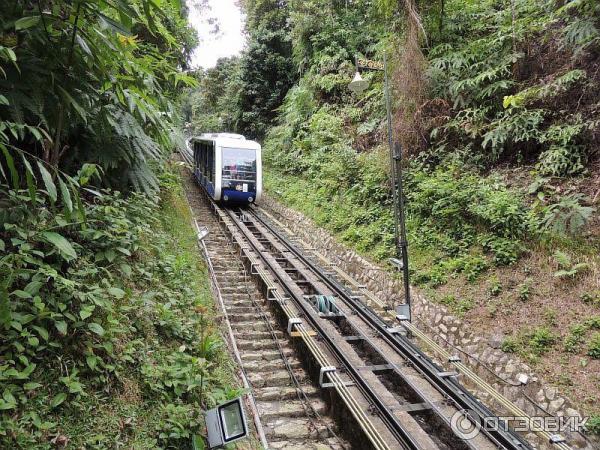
(349, 54), (412, 322)
(205, 397), (248, 448)
(194, 220), (210, 241)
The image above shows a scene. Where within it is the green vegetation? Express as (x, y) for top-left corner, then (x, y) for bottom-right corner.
(0, 1), (239, 446)
(1, 166), (236, 448)
(517, 280), (532, 301)
(1, 0), (197, 193)
(588, 416), (600, 435)
(439, 295), (474, 317)
(217, 0), (600, 297)
(553, 249), (589, 279)
(502, 327), (558, 360)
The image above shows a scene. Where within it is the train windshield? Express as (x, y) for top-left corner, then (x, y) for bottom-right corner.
(222, 148), (257, 183)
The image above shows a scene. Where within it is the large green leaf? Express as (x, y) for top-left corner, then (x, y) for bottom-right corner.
(15, 16), (41, 30)
(41, 231), (77, 261)
(97, 12), (132, 35)
(0, 144), (19, 189)
(50, 392), (67, 408)
(59, 177), (73, 215)
(75, 34), (92, 57)
(55, 321), (68, 335)
(57, 86), (88, 124)
(88, 322), (105, 336)
(37, 162), (57, 203)
(32, 325), (49, 341)
(21, 155), (37, 203)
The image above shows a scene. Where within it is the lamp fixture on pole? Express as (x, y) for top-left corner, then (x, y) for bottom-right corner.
(349, 54), (411, 321)
(349, 71), (369, 95)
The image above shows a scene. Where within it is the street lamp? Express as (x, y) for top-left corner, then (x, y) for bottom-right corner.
(349, 54), (411, 322)
(349, 70), (369, 94)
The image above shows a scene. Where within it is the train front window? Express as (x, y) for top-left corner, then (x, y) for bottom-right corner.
(222, 148), (257, 191)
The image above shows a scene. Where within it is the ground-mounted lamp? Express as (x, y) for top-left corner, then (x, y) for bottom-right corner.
(205, 397), (248, 448)
(194, 219), (210, 241)
(349, 54), (412, 322)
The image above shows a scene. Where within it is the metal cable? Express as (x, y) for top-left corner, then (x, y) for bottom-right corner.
(220, 208), (393, 450)
(222, 215), (348, 449)
(256, 205), (586, 450)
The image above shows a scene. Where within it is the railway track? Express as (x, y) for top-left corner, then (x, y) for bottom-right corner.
(179, 148), (574, 450)
(184, 176), (349, 449)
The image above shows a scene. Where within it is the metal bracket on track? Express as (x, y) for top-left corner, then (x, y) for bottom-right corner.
(319, 366), (354, 389)
(287, 318), (303, 334)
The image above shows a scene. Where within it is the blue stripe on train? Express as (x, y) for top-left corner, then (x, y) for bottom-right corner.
(222, 189), (255, 203)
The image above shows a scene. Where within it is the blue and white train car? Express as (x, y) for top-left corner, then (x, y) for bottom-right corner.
(190, 133), (262, 205)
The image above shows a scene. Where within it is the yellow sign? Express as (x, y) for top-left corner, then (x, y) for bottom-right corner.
(357, 58), (384, 71)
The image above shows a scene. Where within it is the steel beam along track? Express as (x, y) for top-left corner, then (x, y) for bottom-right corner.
(215, 205), (394, 450)
(223, 207), (418, 450)
(244, 207), (536, 450)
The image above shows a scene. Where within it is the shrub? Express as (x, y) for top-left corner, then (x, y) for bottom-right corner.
(564, 324), (587, 353)
(439, 294), (474, 316)
(527, 327), (557, 355)
(553, 250), (589, 279)
(588, 333), (600, 359)
(581, 291), (600, 307)
(587, 416), (600, 435)
(489, 276), (502, 297)
(0, 168), (235, 447)
(537, 144), (586, 177)
(501, 337), (519, 353)
(542, 194), (595, 235)
(518, 281), (532, 301)
(482, 236), (524, 266)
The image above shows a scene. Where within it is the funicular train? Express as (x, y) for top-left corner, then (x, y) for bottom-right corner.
(190, 133), (262, 205)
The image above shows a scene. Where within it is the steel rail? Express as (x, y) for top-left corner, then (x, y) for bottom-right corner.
(211, 206), (394, 450)
(253, 206), (574, 450)
(247, 208), (533, 450)
(223, 207), (426, 450)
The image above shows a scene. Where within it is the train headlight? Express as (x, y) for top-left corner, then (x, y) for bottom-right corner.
(248, 197), (253, 202)
(223, 195), (229, 201)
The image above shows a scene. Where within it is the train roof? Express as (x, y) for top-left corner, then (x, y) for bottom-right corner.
(190, 133), (261, 150)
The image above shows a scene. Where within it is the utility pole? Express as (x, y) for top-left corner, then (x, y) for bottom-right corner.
(349, 55), (412, 321)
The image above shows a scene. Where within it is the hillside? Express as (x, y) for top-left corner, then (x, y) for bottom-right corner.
(185, 0), (600, 433)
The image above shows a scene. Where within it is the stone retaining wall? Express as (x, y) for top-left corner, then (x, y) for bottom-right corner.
(261, 194), (596, 450)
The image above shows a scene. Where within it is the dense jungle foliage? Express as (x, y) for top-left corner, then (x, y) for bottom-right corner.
(0, 1), (238, 447)
(186, 0), (600, 427)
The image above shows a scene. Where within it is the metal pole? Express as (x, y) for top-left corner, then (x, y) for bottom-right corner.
(383, 54), (401, 262)
(394, 141), (411, 315)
